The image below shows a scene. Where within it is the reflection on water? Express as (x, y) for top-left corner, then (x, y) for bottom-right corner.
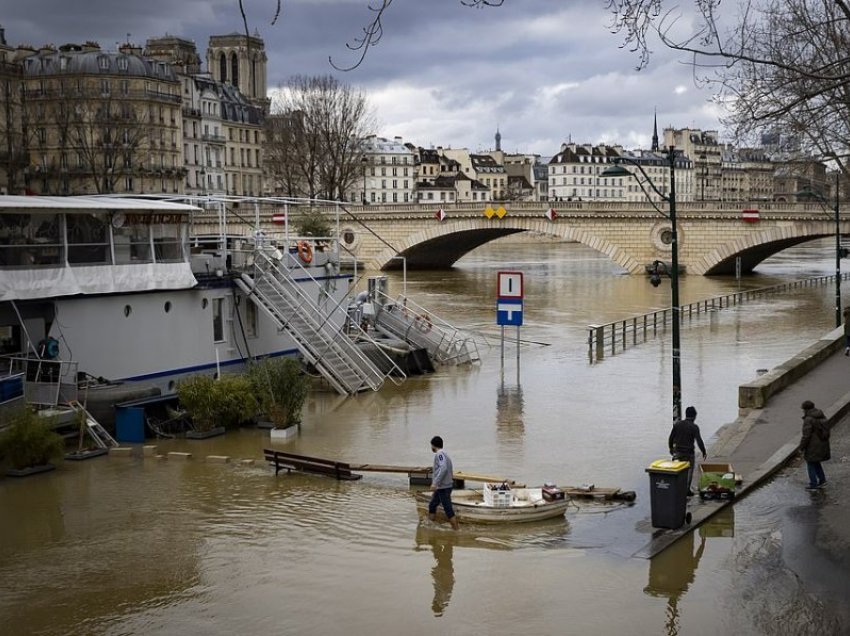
(645, 532), (706, 635)
(419, 530), (455, 617)
(644, 509), (735, 635)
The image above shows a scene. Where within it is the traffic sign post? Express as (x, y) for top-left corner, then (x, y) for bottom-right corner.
(497, 272), (524, 375)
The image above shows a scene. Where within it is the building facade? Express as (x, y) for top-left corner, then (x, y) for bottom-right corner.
(357, 135), (416, 205)
(12, 41), (183, 196)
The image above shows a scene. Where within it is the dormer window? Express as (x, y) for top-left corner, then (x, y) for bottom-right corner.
(59, 56), (69, 70)
(117, 56), (128, 71)
(97, 55), (109, 70)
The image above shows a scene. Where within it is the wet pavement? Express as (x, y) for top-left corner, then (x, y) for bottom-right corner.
(637, 328), (850, 559)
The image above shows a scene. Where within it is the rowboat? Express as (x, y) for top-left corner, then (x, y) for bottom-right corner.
(414, 487), (570, 524)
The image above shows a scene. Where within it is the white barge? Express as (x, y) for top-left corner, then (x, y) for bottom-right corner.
(0, 196), (397, 419)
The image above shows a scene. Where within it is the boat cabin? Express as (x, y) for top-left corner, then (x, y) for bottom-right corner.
(0, 196), (199, 302)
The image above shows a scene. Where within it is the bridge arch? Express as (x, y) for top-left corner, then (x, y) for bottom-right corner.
(372, 219), (644, 272)
(695, 220), (847, 275)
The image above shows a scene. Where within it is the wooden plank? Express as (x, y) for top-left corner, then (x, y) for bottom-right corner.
(454, 472), (524, 487)
(350, 464), (431, 473)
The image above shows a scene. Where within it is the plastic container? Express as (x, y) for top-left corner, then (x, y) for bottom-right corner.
(483, 483), (512, 507)
(645, 459), (690, 529)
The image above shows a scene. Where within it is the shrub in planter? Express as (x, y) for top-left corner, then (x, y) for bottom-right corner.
(176, 374), (257, 432)
(247, 358), (308, 429)
(0, 407), (64, 471)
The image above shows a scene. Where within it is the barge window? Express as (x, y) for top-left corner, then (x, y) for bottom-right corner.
(152, 223), (184, 263)
(0, 213), (63, 268)
(113, 224), (152, 264)
(245, 299), (257, 338)
(67, 213), (111, 266)
(212, 298), (225, 343)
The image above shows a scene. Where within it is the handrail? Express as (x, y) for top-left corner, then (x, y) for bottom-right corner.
(587, 272), (850, 362)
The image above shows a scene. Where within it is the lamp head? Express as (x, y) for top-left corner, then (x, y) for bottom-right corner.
(650, 272), (662, 287)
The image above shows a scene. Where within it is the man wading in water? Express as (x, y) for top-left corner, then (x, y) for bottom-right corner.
(428, 436), (460, 530)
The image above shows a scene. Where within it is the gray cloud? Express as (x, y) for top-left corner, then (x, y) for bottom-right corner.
(3, 0), (724, 155)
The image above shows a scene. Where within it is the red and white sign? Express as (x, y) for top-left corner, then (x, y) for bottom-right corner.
(742, 209), (760, 222)
(272, 214), (287, 224)
(435, 208), (446, 222)
(545, 208), (558, 221)
(497, 271), (524, 299)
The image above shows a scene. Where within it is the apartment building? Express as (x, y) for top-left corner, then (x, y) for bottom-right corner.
(146, 34), (265, 197)
(11, 41), (183, 196)
(358, 135), (416, 205)
(547, 143), (626, 201)
(663, 128), (722, 201)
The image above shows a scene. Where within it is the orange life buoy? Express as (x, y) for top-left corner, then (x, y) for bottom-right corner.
(296, 240), (313, 264)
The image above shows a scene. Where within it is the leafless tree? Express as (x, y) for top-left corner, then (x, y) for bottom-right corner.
(57, 91), (150, 194)
(266, 75), (374, 201)
(0, 63), (28, 194)
(607, 0), (850, 172)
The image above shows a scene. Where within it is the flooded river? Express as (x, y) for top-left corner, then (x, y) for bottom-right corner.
(1, 238), (846, 635)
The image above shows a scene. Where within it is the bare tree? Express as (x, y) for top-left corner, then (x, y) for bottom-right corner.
(266, 75), (374, 200)
(0, 62), (28, 194)
(58, 90), (150, 194)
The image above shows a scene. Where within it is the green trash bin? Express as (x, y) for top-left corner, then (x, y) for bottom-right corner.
(646, 459), (691, 529)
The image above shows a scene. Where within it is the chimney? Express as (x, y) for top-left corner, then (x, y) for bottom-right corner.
(119, 43), (142, 56)
(81, 41), (101, 52)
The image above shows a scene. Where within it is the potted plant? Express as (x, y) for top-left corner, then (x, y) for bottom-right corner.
(247, 358), (308, 439)
(0, 406), (65, 477)
(177, 373), (256, 439)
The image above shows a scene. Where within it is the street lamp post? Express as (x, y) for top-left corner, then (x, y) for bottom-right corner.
(361, 156), (368, 205)
(603, 145), (682, 421)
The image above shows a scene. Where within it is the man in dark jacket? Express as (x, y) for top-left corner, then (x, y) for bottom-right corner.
(800, 400), (830, 490)
(668, 405), (707, 496)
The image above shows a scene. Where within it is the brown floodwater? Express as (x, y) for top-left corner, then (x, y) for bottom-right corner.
(0, 238), (845, 635)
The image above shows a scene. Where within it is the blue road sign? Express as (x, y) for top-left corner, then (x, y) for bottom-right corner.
(496, 298), (523, 326)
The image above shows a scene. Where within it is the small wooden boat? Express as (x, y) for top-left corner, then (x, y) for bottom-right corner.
(415, 487), (570, 524)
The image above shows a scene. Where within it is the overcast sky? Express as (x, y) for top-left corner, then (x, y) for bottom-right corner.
(2, 0), (726, 155)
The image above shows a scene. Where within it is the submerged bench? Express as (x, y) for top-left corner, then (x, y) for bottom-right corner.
(263, 449), (363, 481)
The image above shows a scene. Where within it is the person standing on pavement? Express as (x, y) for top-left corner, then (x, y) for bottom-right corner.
(428, 436), (459, 530)
(800, 400), (830, 490)
(668, 406), (707, 496)
(843, 307), (850, 355)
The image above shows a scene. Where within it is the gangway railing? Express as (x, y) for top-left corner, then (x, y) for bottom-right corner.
(367, 290), (481, 366)
(587, 272), (850, 362)
(237, 249), (403, 394)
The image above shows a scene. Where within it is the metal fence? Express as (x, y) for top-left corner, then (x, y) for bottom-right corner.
(587, 273), (850, 362)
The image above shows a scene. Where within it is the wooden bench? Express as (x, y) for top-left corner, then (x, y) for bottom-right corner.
(263, 449), (363, 481)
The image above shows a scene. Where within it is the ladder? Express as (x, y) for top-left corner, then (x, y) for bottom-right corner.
(236, 251), (398, 395)
(68, 400), (118, 449)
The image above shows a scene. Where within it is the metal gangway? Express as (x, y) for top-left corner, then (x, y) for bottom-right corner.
(236, 248), (403, 395)
(355, 277), (481, 366)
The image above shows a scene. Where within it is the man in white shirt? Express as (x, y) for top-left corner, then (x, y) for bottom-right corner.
(428, 436), (459, 530)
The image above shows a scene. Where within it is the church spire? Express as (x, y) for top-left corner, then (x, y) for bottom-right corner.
(651, 109), (659, 152)
(495, 126), (502, 152)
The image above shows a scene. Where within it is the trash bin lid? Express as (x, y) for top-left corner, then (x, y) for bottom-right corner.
(646, 459), (690, 473)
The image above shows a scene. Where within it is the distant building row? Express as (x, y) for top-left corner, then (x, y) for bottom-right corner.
(0, 24), (836, 205)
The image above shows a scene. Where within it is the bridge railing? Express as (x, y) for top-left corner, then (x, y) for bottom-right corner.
(587, 272), (850, 363)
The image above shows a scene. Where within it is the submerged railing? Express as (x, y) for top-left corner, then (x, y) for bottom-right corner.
(587, 272), (850, 363)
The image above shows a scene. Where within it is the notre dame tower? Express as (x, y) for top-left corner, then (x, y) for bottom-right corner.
(206, 32), (269, 113)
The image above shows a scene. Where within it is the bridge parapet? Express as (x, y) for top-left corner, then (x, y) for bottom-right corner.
(189, 201), (848, 274)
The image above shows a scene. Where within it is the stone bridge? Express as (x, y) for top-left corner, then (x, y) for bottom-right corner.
(198, 200), (849, 275)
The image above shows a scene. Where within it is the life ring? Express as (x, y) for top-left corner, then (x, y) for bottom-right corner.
(296, 240), (313, 264)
